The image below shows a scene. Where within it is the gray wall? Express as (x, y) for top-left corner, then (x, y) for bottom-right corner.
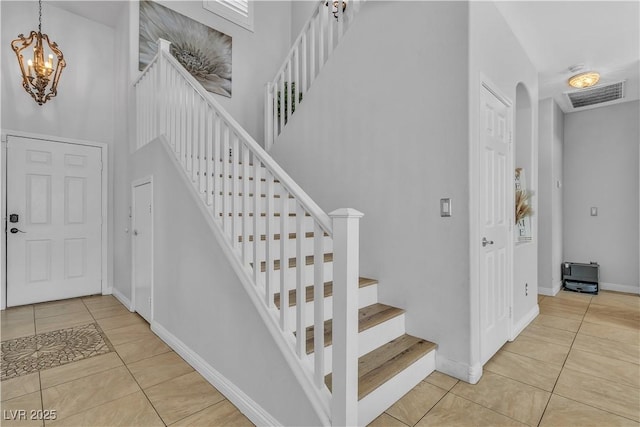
(272, 1), (473, 374)
(563, 100), (639, 291)
(538, 98), (564, 295)
(131, 140), (322, 426)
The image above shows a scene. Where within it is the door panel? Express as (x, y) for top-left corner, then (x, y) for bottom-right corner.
(7, 136), (102, 306)
(479, 86), (511, 364)
(133, 181), (153, 323)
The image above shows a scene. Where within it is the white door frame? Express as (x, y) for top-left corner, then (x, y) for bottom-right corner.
(468, 77), (514, 380)
(131, 175), (154, 322)
(1, 130), (109, 310)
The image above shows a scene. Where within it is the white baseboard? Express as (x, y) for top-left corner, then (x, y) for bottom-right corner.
(111, 287), (133, 311)
(151, 322), (282, 427)
(538, 280), (562, 296)
(435, 355), (482, 384)
(599, 282), (640, 295)
(511, 304), (539, 340)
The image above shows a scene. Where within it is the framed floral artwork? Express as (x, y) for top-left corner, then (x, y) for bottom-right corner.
(515, 168), (532, 242)
(139, 0), (232, 97)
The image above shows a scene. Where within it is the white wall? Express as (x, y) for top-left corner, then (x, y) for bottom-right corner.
(469, 1), (538, 365)
(563, 100), (639, 293)
(1, 1), (117, 292)
(131, 139), (322, 426)
(130, 1), (293, 142)
(291, 0), (318, 37)
(538, 98), (564, 295)
(272, 1), (473, 376)
(112, 4), (133, 301)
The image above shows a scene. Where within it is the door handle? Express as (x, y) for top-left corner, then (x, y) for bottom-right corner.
(482, 237), (494, 247)
(10, 227), (26, 234)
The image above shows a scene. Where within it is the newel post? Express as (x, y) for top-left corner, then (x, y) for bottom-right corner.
(329, 208), (363, 427)
(156, 38), (171, 140)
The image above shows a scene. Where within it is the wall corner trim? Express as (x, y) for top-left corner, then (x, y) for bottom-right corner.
(111, 287), (133, 311)
(538, 280), (562, 296)
(435, 355), (482, 384)
(510, 304), (539, 340)
(151, 321), (283, 427)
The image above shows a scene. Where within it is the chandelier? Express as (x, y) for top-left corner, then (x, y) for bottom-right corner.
(11, 0), (66, 105)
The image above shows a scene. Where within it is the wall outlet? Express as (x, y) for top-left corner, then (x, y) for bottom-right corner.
(590, 207), (598, 216)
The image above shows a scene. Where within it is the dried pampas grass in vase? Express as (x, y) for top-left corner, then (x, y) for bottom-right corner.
(515, 190), (533, 224)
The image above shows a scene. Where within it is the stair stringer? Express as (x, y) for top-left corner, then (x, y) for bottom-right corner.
(139, 135), (331, 426)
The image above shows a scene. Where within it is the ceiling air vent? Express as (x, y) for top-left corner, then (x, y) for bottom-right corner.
(566, 81), (625, 109)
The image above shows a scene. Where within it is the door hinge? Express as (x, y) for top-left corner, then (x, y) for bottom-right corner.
(148, 297), (152, 306)
(149, 205), (152, 214)
(509, 306), (512, 318)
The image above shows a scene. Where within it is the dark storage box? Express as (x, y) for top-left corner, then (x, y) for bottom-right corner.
(562, 262), (599, 295)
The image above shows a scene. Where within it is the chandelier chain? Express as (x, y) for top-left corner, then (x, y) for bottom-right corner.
(38, 0), (42, 33)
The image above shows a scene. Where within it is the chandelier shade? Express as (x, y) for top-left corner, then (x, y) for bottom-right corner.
(10, 0), (66, 105)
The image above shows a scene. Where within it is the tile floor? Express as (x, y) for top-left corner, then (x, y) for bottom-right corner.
(1, 290), (638, 426)
(1, 295), (253, 426)
(370, 289), (640, 427)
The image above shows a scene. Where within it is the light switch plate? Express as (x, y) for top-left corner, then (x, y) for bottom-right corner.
(590, 207), (598, 216)
(440, 198), (452, 217)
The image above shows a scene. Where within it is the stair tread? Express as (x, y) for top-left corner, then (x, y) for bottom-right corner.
(274, 277), (377, 309)
(325, 334), (437, 400)
(251, 253), (333, 272)
(302, 303), (405, 354)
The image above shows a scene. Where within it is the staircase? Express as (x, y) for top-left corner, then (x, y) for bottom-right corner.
(135, 38), (436, 426)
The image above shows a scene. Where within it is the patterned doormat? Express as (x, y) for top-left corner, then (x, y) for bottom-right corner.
(1, 323), (114, 380)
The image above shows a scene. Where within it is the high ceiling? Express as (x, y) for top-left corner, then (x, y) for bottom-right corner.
(49, 1), (640, 113)
(51, 0), (126, 29)
(495, 1), (640, 113)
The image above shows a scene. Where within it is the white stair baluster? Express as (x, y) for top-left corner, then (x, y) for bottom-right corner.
(296, 203), (307, 357)
(279, 186), (290, 331)
(313, 222), (325, 388)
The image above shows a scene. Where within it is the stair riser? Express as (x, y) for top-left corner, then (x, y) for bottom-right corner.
(308, 313), (406, 375)
(257, 262), (333, 291)
(209, 195), (299, 213)
(358, 351), (436, 426)
(239, 237), (332, 262)
(282, 283), (379, 330)
(218, 216), (316, 235)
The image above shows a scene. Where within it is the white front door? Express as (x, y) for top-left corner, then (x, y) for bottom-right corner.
(7, 136), (103, 306)
(479, 85), (511, 364)
(133, 181), (153, 323)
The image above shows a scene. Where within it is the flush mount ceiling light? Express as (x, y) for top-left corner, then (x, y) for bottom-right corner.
(568, 71), (600, 89)
(11, 0), (66, 105)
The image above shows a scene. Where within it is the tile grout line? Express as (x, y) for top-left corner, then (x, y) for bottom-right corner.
(382, 379), (451, 427)
(81, 295), (168, 426)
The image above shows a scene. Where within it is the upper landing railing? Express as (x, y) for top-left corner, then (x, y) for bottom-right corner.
(264, 0), (366, 151)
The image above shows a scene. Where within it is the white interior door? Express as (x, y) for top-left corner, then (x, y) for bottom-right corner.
(133, 181), (153, 323)
(479, 85), (511, 364)
(7, 136), (102, 306)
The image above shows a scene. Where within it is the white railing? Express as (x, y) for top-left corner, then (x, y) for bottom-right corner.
(264, 0), (366, 151)
(135, 40), (361, 426)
